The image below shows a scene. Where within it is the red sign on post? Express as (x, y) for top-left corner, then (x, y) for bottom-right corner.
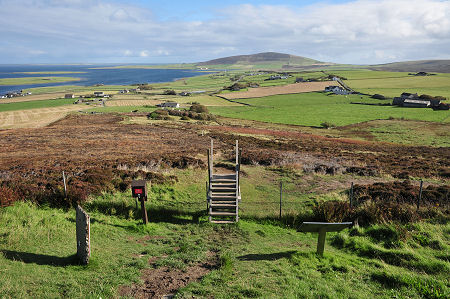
(134, 189), (143, 194)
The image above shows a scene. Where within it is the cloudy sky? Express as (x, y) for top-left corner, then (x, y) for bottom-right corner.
(0, 0), (449, 64)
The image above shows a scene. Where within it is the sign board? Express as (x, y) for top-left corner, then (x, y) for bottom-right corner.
(298, 222), (352, 256)
(131, 180), (147, 200)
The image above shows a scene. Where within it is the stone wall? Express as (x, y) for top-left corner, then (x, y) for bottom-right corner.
(76, 205), (90, 265)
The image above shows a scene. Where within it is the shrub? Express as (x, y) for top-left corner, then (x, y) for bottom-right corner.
(189, 104), (208, 113)
(320, 122), (335, 129)
(163, 89), (176, 95)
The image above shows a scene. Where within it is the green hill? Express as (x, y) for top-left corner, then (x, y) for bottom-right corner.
(196, 52), (332, 69)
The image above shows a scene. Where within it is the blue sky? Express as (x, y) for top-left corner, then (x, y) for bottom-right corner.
(0, 0), (449, 64)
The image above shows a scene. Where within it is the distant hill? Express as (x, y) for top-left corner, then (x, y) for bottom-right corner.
(196, 52), (332, 69)
(371, 60), (450, 73)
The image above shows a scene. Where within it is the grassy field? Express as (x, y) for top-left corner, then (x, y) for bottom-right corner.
(210, 92), (450, 127)
(0, 98), (76, 113)
(354, 119), (450, 147)
(329, 70), (450, 99)
(0, 77), (81, 86)
(154, 73), (240, 92)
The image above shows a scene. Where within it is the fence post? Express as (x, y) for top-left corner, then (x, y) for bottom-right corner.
(350, 182), (354, 208)
(417, 180), (423, 210)
(279, 181), (283, 220)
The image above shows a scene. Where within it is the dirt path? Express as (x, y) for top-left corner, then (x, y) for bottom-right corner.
(118, 252), (219, 298)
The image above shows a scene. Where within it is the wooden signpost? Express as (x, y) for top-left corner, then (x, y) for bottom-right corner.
(298, 222), (353, 256)
(131, 180), (149, 224)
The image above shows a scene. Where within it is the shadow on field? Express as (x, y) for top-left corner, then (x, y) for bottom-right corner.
(237, 250), (297, 261)
(1, 250), (78, 267)
(147, 207), (205, 224)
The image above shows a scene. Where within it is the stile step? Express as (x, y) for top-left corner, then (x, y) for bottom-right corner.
(210, 211), (237, 216)
(210, 203), (237, 207)
(211, 220), (236, 224)
(211, 188), (236, 193)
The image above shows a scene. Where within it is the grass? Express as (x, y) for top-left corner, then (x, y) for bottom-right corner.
(0, 77), (81, 86)
(210, 92), (450, 127)
(0, 98), (76, 112)
(156, 72), (241, 91)
(364, 119), (450, 147)
(329, 70), (450, 99)
(2, 198), (448, 298)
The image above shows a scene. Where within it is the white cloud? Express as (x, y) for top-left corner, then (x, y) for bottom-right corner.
(0, 0), (449, 63)
(139, 50), (149, 57)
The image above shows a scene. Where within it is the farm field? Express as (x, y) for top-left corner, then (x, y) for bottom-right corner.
(210, 92), (450, 127)
(0, 106), (88, 129)
(219, 81), (336, 99)
(0, 98), (77, 113)
(0, 76), (81, 86)
(106, 94), (239, 108)
(331, 70), (450, 98)
(0, 93), (67, 104)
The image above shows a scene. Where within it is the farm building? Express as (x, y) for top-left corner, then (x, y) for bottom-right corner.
(93, 91), (104, 97)
(156, 102), (180, 108)
(118, 89), (129, 94)
(325, 86), (350, 95)
(179, 91), (191, 96)
(65, 94), (75, 99)
(403, 99), (431, 108)
(265, 75), (288, 81)
(392, 92), (448, 109)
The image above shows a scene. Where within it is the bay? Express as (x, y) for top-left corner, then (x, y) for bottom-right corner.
(0, 65), (211, 94)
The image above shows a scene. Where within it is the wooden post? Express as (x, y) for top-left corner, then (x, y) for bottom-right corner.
(206, 181), (209, 210)
(210, 138), (214, 160)
(317, 228), (327, 256)
(350, 182), (354, 208)
(62, 171), (67, 198)
(279, 181), (283, 219)
(207, 149), (211, 181)
(235, 140), (239, 165)
(417, 180), (423, 210)
(141, 197), (148, 224)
